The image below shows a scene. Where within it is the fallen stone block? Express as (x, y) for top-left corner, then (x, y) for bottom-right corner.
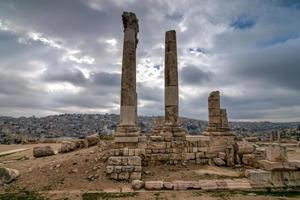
(33, 146), (55, 157)
(258, 160), (298, 171)
(173, 181), (201, 190)
(245, 169), (271, 185)
(132, 180), (144, 190)
(145, 181), (163, 190)
(163, 182), (173, 190)
(213, 157), (226, 166)
(266, 144), (287, 162)
(0, 167), (20, 185)
(85, 135), (100, 147)
(198, 180), (218, 190)
(59, 141), (76, 153)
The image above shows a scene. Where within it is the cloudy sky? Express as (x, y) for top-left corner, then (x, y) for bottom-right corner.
(0, 0), (299, 122)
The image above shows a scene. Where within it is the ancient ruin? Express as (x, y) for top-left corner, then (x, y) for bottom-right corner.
(1, 11), (300, 199)
(114, 12), (140, 146)
(104, 12), (300, 191)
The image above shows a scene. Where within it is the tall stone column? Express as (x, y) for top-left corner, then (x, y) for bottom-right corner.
(164, 30), (179, 126)
(163, 30), (187, 139)
(114, 12), (139, 144)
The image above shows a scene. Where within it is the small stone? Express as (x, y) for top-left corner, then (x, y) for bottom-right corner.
(213, 158), (226, 166)
(132, 180), (144, 190)
(71, 168), (78, 173)
(0, 167), (20, 185)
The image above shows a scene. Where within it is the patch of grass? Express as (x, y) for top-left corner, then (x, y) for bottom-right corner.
(0, 190), (48, 200)
(82, 192), (138, 200)
(193, 191), (203, 196)
(251, 191), (300, 198)
(99, 135), (114, 141)
(210, 192), (232, 200)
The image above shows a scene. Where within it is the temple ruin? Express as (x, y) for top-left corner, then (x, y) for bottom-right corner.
(105, 11), (300, 191)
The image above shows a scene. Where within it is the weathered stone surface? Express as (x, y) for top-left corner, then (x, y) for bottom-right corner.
(130, 172), (141, 180)
(145, 181), (164, 190)
(128, 156), (141, 166)
(242, 154), (256, 166)
(60, 141), (77, 153)
(235, 141), (255, 154)
(0, 167), (20, 185)
(106, 166), (114, 174)
(258, 160), (299, 171)
(115, 12), (139, 140)
(213, 158), (226, 166)
(33, 146), (55, 157)
(163, 182), (174, 190)
(218, 152), (226, 160)
(85, 135), (99, 147)
(266, 144), (287, 162)
(245, 169), (271, 185)
(108, 157), (127, 166)
(132, 180), (144, 190)
(173, 181), (201, 190)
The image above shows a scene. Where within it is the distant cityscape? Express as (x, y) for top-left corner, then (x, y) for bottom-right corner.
(0, 113), (299, 144)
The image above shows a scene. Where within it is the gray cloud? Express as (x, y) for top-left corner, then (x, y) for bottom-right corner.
(0, 0), (299, 122)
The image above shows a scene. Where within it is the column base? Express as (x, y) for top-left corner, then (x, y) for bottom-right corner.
(162, 124), (188, 140)
(114, 124), (140, 148)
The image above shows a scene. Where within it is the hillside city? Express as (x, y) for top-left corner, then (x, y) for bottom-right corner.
(1, 114), (299, 144)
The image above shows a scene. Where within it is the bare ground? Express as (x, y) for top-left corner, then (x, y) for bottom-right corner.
(0, 143), (300, 200)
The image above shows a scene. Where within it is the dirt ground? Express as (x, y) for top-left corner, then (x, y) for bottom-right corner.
(0, 143), (300, 200)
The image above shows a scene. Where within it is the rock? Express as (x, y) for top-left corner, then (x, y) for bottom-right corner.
(145, 181), (163, 190)
(266, 144), (287, 162)
(85, 135), (99, 147)
(0, 167), (20, 184)
(132, 180), (144, 190)
(71, 168), (78, 173)
(218, 152), (226, 160)
(60, 141), (77, 153)
(213, 158), (226, 166)
(33, 146), (55, 158)
(235, 141), (255, 154)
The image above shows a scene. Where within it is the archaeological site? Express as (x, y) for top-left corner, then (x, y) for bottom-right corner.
(1, 10), (300, 200)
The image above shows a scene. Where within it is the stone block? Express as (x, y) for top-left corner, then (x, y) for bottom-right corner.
(224, 179), (252, 190)
(114, 136), (139, 143)
(163, 182), (173, 190)
(145, 181), (164, 190)
(213, 158), (226, 166)
(258, 160), (298, 171)
(108, 157), (127, 166)
(132, 180), (144, 190)
(218, 152), (226, 160)
(106, 166), (114, 174)
(245, 169), (271, 185)
(173, 181), (201, 190)
(118, 172), (130, 180)
(266, 144), (287, 162)
(134, 166), (142, 172)
(128, 156), (141, 166)
(198, 180), (218, 190)
(196, 152), (205, 159)
(130, 172), (141, 180)
(122, 166), (134, 172)
(183, 153), (195, 160)
(114, 166), (122, 173)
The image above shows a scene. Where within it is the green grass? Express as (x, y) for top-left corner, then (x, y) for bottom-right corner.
(82, 192), (138, 200)
(0, 190), (48, 200)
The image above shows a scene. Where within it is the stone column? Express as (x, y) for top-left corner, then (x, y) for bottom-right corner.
(220, 108), (230, 130)
(162, 30), (187, 139)
(207, 91), (221, 131)
(115, 12), (139, 144)
(164, 30), (179, 126)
